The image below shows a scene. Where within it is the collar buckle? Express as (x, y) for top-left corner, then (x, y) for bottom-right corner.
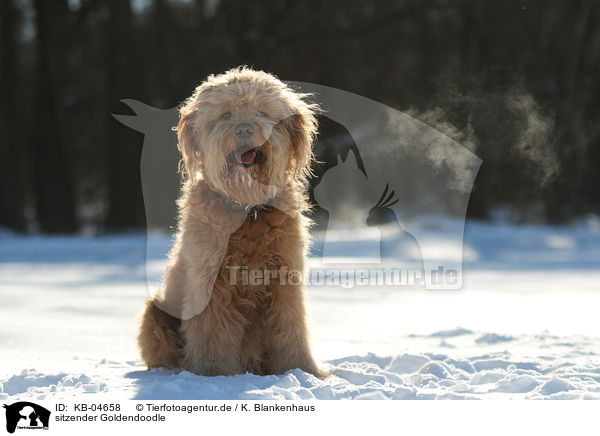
(244, 204), (259, 221)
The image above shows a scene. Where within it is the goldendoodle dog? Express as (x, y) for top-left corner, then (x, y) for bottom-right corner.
(138, 67), (324, 378)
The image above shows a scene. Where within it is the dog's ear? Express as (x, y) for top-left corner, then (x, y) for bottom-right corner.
(284, 109), (318, 183)
(176, 107), (203, 180)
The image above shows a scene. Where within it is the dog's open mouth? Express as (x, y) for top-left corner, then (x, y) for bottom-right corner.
(231, 145), (260, 167)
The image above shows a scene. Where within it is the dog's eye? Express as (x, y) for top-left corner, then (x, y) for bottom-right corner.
(257, 111), (267, 117)
(221, 111), (232, 120)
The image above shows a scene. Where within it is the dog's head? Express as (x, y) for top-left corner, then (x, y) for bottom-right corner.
(177, 67), (318, 206)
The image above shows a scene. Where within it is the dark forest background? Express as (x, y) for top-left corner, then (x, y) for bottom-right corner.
(1, 0), (599, 234)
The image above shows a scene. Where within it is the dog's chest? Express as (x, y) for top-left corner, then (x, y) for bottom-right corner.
(223, 209), (291, 269)
(218, 211), (293, 316)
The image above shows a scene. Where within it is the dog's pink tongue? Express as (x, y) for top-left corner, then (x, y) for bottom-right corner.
(235, 150), (256, 165)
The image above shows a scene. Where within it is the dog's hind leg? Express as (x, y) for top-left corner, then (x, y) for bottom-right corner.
(138, 298), (184, 369)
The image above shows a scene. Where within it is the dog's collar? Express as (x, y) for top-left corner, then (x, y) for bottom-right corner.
(221, 197), (271, 221)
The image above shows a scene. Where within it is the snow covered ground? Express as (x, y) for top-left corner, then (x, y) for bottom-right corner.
(1, 217), (600, 400)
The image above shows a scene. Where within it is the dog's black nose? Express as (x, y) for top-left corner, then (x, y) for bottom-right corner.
(235, 123), (254, 138)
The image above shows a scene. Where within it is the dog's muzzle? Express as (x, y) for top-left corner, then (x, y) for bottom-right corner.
(231, 143), (261, 167)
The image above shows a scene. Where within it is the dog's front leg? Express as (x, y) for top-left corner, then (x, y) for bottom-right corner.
(264, 282), (324, 378)
(174, 216), (248, 376)
(180, 302), (246, 376)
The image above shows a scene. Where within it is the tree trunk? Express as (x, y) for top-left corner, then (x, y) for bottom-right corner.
(0, 0), (26, 231)
(104, 0), (145, 231)
(31, 0), (77, 233)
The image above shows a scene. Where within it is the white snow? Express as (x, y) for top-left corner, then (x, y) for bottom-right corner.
(1, 218), (600, 400)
